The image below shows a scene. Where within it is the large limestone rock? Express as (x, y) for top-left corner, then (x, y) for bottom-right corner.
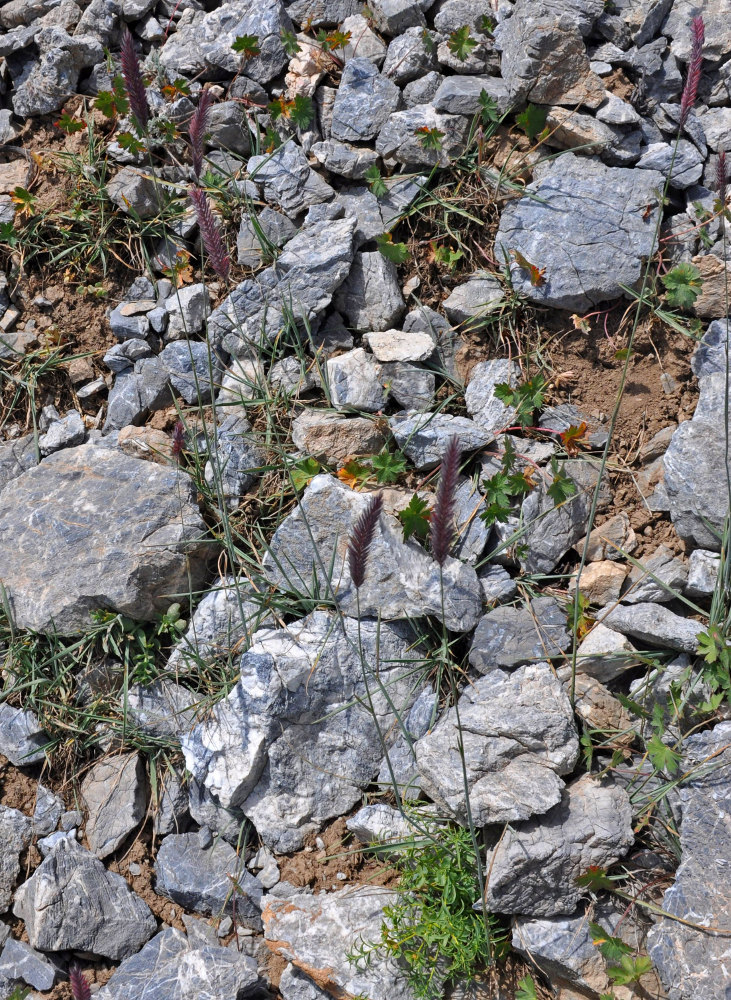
(0, 444), (208, 633)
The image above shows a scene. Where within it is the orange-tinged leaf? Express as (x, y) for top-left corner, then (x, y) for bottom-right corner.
(560, 421), (588, 456)
(511, 248), (546, 287)
(337, 459), (370, 489)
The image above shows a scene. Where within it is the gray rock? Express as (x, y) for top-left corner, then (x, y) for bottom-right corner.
(663, 0), (731, 62)
(311, 139), (379, 180)
(11, 27), (102, 116)
(0, 444), (208, 633)
(417, 663), (578, 826)
(636, 140), (704, 189)
(0, 704), (48, 765)
(108, 305), (152, 342)
(0, 804), (32, 912)
(335, 175), (426, 248)
(382, 27), (438, 85)
(596, 91), (642, 126)
(153, 762), (190, 836)
(685, 548), (720, 598)
(38, 829), (77, 856)
(495, 0), (604, 107)
(450, 475), (490, 563)
(287, 0), (360, 26)
(203, 414), (265, 507)
(346, 804), (418, 852)
(81, 753), (147, 859)
(573, 622), (639, 682)
(364, 329), (435, 363)
(237, 207), (297, 266)
(697, 107), (731, 153)
(159, 0), (292, 83)
(107, 166), (162, 219)
(126, 680), (197, 739)
(13, 839), (156, 959)
(432, 0), (494, 33)
(647, 722), (731, 1000)
(484, 774), (634, 916)
(629, 37), (683, 105)
(622, 543), (688, 604)
(333, 250), (405, 331)
(443, 273), (505, 327)
(403, 70), (444, 107)
(469, 596), (571, 671)
(327, 348), (389, 412)
(208, 211), (355, 356)
(389, 411), (492, 469)
(96, 925), (261, 1000)
(103, 370), (145, 431)
(182, 610), (428, 851)
(340, 12), (388, 65)
(436, 36), (501, 76)
(385, 362), (433, 411)
(291, 409), (387, 465)
(263, 887), (416, 1000)
(331, 59), (401, 142)
(163, 284), (210, 342)
(495, 153), (664, 311)
(33, 784), (64, 836)
(478, 564), (518, 604)
(464, 358), (518, 439)
(159, 339), (220, 404)
(187, 780), (248, 846)
(37, 409), (85, 457)
(600, 602), (701, 653)
(0, 433), (39, 493)
(248, 142), (334, 216)
(279, 963), (331, 1000)
(60, 809), (83, 832)
(206, 101), (251, 156)
(0, 938), (56, 990)
(377, 104), (470, 169)
(370, 0), (425, 34)
(154, 833), (262, 927)
(433, 75), (510, 115)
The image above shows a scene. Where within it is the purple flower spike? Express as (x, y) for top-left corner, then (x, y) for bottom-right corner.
(679, 16), (705, 129)
(348, 492), (384, 589)
(120, 27), (150, 131)
(430, 436), (461, 567)
(189, 88), (212, 181)
(189, 186), (231, 281)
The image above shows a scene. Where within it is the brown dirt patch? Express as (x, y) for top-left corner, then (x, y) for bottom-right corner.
(0, 755), (41, 813)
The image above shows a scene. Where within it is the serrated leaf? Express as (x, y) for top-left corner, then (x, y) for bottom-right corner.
(337, 459), (371, 489)
(515, 975), (538, 1000)
(95, 88), (128, 119)
(448, 25), (478, 60)
(376, 233), (410, 264)
(547, 457), (577, 505)
(607, 954), (653, 985)
(478, 88), (499, 123)
(589, 922), (633, 964)
(511, 248), (546, 287)
(560, 421), (588, 456)
(662, 263), (702, 311)
(54, 113), (85, 134)
(646, 733), (681, 774)
(399, 493), (431, 541)
(290, 94), (314, 129)
(281, 28), (301, 55)
(371, 450), (407, 484)
(232, 33), (261, 57)
(515, 103), (548, 141)
(291, 457), (320, 491)
(575, 865), (613, 891)
(117, 131), (147, 154)
(365, 164), (388, 198)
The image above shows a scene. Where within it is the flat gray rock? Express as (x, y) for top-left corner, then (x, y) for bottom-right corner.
(0, 804), (32, 912)
(0, 937), (56, 990)
(0, 433), (38, 493)
(0, 703), (48, 765)
(154, 832), (262, 928)
(333, 250), (405, 331)
(13, 839), (156, 959)
(248, 142), (334, 216)
(182, 610), (427, 852)
(464, 359), (518, 439)
(389, 411), (492, 469)
(263, 887), (417, 1000)
(376, 104), (470, 169)
(326, 348), (389, 412)
(647, 722), (731, 1000)
(469, 596), (571, 671)
(96, 925), (261, 1000)
(261, 475), (482, 632)
(331, 58), (401, 142)
(622, 543), (687, 604)
(126, 680), (198, 739)
(484, 774), (634, 916)
(33, 784), (64, 836)
(203, 414), (265, 508)
(415, 663), (578, 826)
(600, 602), (701, 653)
(0, 444), (208, 633)
(107, 166), (162, 219)
(291, 409), (387, 466)
(11, 27), (102, 116)
(494, 153), (664, 311)
(81, 753), (147, 858)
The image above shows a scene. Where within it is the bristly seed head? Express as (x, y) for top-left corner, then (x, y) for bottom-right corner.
(188, 88), (212, 181)
(69, 964), (92, 1000)
(189, 186), (231, 281)
(718, 151), (728, 208)
(679, 15), (705, 129)
(120, 27), (150, 131)
(430, 436), (461, 566)
(348, 492), (384, 589)
(171, 420), (186, 461)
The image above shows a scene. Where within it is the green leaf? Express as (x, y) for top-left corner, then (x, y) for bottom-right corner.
(281, 29), (301, 55)
(646, 733), (681, 774)
(54, 112), (85, 134)
(575, 866), (613, 891)
(376, 233), (410, 264)
(95, 88), (128, 118)
(0, 222), (18, 247)
(477, 13), (495, 33)
(448, 25), (478, 60)
(232, 33), (261, 58)
(290, 94), (314, 129)
(478, 89), (499, 123)
(365, 165), (388, 198)
(607, 954), (653, 986)
(662, 263), (703, 311)
(589, 922), (633, 964)
(515, 975), (538, 1000)
(547, 457), (578, 506)
(371, 450), (408, 484)
(117, 131), (147, 154)
(493, 374), (546, 426)
(291, 457), (320, 491)
(415, 125), (445, 150)
(697, 627), (720, 663)
(398, 493), (431, 541)
(515, 103), (548, 141)
(10, 187), (35, 211)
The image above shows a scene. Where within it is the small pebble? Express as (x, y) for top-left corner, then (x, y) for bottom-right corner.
(197, 825), (213, 849)
(128, 862), (141, 875)
(336, 872), (347, 880)
(315, 837), (325, 851)
(218, 916), (233, 937)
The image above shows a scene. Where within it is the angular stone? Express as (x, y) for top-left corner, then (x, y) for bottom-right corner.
(663, 0), (731, 62)
(182, 610), (427, 851)
(479, 564), (518, 605)
(469, 596), (571, 672)
(433, 75), (510, 115)
(571, 560), (627, 607)
(311, 139), (379, 180)
(279, 964), (331, 1000)
(443, 273), (505, 327)
(363, 329), (434, 363)
(33, 784), (64, 836)
(263, 887), (416, 1000)
(340, 12), (387, 64)
(346, 804), (416, 852)
(647, 722), (731, 1000)
(464, 358), (519, 440)
(203, 414), (265, 507)
(416, 663), (578, 826)
(495, 153), (664, 311)
(38, 409), (85, 457)
(622, 543), (687, 604)
(636, 140), (704, 189)
(153, 762), (190, 836)
(382, 27), (438, 85)
(389, 411), (492, 469)
(0, 445), (208, 633)
(575, 511), (637, 561)
(291, 409), (386, 465)
(107, 166), (162, 219)
(0, 937), (56, 990)
(333, 250), (405, 331)
(377, 104), (470, 169)
(13, 839), (156, 959)
(600, 602), (701, 653)
(331, 59), (401, 142)
(573, 622), (639, 682)
(163, 283), (211, 339)
(0, 804), (32, 912)
(0, 703), (48, 765)
(484, 774), (634, 916)
(403, 71), (443, 108)
(126, 680), (197, 739)
(0, 433), (38, 493)
(81, 753), (147, 859)
(248, 142), (333, 216)
(11, 27), (102, 116)
(335, 175), (426, 248)
(451, 476), (489, 563)
(326, 348), (389, 412)
(154, 833), (262, 927)
(685, 548), (720, 598)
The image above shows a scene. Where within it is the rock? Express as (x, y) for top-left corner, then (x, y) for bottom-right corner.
(346, 804), (417, 852)
(0, 445), (208, 633)
(154, 833), (262, 927)
(685, 548), (720, 598)
(479, 564), (518, 604)
(494, 153), (664, 311)
(291, 409), (387, 464)
(333, 250), (405, 331)
(377, 689), (437, 801)
(159, 0), (292, 83)
(248, 142), (333, 216)
(449, 476), (489, 563)
(126, 680), (197, 738)
(182, 610), (427, 851)
(690, 254), (731, 320)
(495, 0), (605, 108)
(203, 414), (265, 507)
(331, 59), (401, 142)
(11, 28), (102, 116)
(163, 283), (211, 340)
(327, 348), (389, 412)
(153, 762), (190, 836)
(118, 425), (175, 465)
(0, 805), (32, 911)
(0, 434), (39, 493)
(574, 511), (637, 561)
(636, 140), (704, 189)
(600, 602), (701, 653)
(389, 411), (492, 469)
(33, 784), (64, 836)
(543, 106), (640, 164)
(279, 964), (331, 1000)
(469, 596), (571, 671)
(208, 211), (355, 356)
(263, 887), (415, 1000)
(206, 101), (251, 157)
(335, 175), (425, 248)
(647, 722), (731, 1000)
(433, 75), (510, 116)
(377, 104), (470, 169)
(443, 273), (505, 327)
(464, 359), (518, 439)
(217, 357), (264, 405)
(697, 107), (731, 152)
(159, 340), (219, 405)
(105, 338), (152, 368)
(664, 0), (731, 62)
(0, 704), (48, 765)
(0, 938), (56, 991)
(311, 139), (379, 180)
(484, 774), (634, 916)
(14, 838), (156, 959)
(96, 925), (261, 1000)
(622, 543), (687, 604)
(403, 71), (444, 107)
(363, 329), (434, 363)
(572, 673), (634, 736)
(416, 663), (578, 826)
(573, 622), (639, 682)
(37, 409), (85, 457)
(571, 560), (627, 606)
(340, 12), (387, 64)
(237, 207), (297, 266)
(81, 753), (147, 859)
(596, 91), (642, 126)
(382, 27), (438, 85)
(107, 166), (162, 219)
